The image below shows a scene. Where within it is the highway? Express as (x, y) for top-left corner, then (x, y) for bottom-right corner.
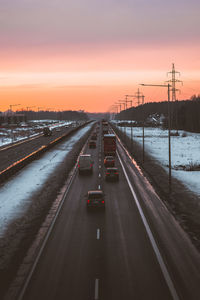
(0, 124), (76, 173)
(16, 124), (200, 300)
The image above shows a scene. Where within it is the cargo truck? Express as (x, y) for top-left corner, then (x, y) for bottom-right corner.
(103, 134), (116, 156)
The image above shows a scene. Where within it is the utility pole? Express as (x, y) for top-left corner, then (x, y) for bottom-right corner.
(125, 95), (135, 108)
(118, 100), (126, 110)
(115, 102), (122, 112)
(140, 83), (172, 193)
(166, 63), (183, 133)
(9, 104), (21, 142)
(135, 88), (143, 106)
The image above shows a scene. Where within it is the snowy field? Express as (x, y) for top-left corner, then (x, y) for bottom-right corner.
(0, 120), (75, 147)
(0, 123), (92, 238)
(114, 122), (200, 197)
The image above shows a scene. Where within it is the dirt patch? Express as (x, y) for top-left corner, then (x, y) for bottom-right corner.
(113, 125), (200, 252)
(0, 125), (94, 299)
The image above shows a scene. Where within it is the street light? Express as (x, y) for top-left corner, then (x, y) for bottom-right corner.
(140, 83), (172, 192)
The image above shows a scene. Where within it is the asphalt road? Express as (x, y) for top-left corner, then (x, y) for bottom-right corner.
(18, 125), (200, 300)
(0, 125), (75, 172)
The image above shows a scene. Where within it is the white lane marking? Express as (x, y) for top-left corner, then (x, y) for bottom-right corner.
(99, 173), (101, 178)
(98, 185), (101, 190)
(94, 279), (99, 300)
(117, 151), (180, 300)
(99, 158), (101, 162)
(99, 165), (101, 169)
(97, 228), (100, 239)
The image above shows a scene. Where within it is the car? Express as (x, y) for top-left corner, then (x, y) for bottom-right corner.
(104, 156), (115, 167)
(89, 141), (96, 148)
(86, 190), (105, 209)
(78, 154), (93, 174)
(43, 127), (52, 136)
(91, 134), (97, 140)
(55, 128), (61, 132)
(105, 167), (119, 181)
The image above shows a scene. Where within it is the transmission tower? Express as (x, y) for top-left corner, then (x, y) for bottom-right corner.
(166, 63), (183, 133)
(167, 63), (183, 101)
(135, 88), (143, 106)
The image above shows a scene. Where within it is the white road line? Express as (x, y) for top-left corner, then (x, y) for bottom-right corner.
(117, 151), (180, 300)
(99, 165), (101, 169)
(94, 279), (99, 300)
(99, 158), (101, 161)
(97, 228), (100, 239)
(98, 185), (101, 190)
(99, 173), (101, 178)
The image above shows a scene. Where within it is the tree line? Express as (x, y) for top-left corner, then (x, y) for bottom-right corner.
(115, 95), (200, 133)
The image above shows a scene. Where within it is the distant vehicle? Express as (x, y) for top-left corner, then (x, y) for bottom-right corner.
(105, 167), (119, 181)
(86, 190), (105, 209)
(103, 134), (116, 156)
(91, 134), (97, 140)
(55, 128), (61, 132)
(78, 154), (93, 174)
(102, 121), (108, 134)
(89, 141), (96, 148)
(104, 156), (115, 167)
(43, 127), (52, 136)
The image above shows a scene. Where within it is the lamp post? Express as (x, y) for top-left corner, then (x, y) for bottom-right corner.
(140, 83), (172, 193)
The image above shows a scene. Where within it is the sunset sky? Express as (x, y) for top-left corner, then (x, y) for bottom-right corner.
(0, 0), (200, 112)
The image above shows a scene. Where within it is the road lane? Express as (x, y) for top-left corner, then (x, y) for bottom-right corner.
(17, 126), (200, 300)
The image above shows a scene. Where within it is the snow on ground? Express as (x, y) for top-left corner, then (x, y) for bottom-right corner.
(113, 121), (200, 197)
(0, 123), (92, 238)
(0, 120), (74, 147)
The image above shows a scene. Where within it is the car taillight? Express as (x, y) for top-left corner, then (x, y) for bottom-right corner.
(115, 172), (118, 174)
(78, 164), (80, 168)
(102, 200), (105, 203)
(87, 200), (90, 203)
(106, 172), (109, 175)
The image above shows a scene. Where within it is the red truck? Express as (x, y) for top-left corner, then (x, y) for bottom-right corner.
(103, 134), (116, 156)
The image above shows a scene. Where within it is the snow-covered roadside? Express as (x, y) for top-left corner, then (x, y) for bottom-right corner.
(113, 122), (200, 197)
(0, 120), (74, 147)
(0, 123), (92, 238)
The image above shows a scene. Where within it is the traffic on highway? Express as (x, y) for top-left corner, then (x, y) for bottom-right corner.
(12, 121), (200, 300)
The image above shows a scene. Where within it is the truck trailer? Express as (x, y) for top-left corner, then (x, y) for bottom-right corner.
(103, 134), (116, 156)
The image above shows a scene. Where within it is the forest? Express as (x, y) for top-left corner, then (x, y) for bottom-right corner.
(115, 95), (200, 133)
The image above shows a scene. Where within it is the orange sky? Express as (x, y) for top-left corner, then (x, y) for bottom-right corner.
(0, 45), (199, 112)
(0, 0), (200, 113)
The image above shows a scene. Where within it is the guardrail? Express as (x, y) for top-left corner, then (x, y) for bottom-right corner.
(0, 121), (92, 183)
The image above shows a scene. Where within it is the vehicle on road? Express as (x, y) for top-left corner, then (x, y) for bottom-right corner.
(105, 167), (119, 181)
(78, 154), (93, 174)
(102, 121), (109, 134)
(43, 127), (52, 136)
(89, 141), (96, 148)
(86, 190), (105, 209)
(91, 134), (97, 140)
(104, 156), (115, 167)
(103, 134), (116, 156)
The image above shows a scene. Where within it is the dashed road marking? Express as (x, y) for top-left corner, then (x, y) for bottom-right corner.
(96, 229), (100, 239)
(99, 173), (101, 178)
(94, 279), (99, 300)
(98, 185), (101, 190)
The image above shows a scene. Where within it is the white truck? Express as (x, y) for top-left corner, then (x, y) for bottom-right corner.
(78, 154), (93, 175)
